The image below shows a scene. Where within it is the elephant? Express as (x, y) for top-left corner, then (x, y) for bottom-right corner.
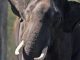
(9, 0), (80, 60)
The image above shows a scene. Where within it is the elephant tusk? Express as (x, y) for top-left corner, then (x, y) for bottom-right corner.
(15, 40), (24, 55)
(34, 53), (45, 60)
(34, 46), (48, 60)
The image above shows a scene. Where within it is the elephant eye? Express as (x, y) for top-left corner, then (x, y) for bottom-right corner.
(20, 19), (23, 22)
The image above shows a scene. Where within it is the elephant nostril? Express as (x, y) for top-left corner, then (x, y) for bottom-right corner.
(15, 40), (24, 55)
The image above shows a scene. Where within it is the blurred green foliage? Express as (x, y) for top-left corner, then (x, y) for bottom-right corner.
(7, 4), (17, 60)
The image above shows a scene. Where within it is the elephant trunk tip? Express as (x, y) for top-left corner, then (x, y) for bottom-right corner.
(15, 40), (24, 55)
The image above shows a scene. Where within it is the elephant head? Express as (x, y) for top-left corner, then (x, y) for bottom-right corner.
(13, 0), (52, 60)
(9, 0), (65, 60)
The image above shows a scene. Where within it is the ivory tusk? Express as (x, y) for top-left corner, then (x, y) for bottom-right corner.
(15, 40), (24, 55)
(34, 53), (45, 60)
(34, 46), (48, 60)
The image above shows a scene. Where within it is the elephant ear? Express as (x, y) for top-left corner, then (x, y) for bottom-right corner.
(8, 0), (26, 13)
(8, 0), (28, 20)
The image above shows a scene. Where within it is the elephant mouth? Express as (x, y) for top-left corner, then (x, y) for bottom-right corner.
(15, 40), (48, 60)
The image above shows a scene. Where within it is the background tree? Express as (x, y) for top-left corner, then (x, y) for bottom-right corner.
(0, 0), (7, 60)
